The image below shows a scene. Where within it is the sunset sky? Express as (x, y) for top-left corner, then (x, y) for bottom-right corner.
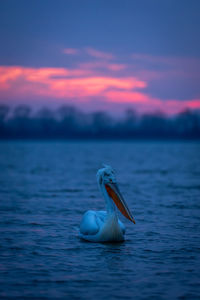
(0, 0), (200, 115)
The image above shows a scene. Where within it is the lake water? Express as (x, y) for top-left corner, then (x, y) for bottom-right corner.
(0, 141), (200, 299)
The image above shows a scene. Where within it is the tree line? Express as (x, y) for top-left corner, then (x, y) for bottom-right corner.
(0, 104), (200, 139)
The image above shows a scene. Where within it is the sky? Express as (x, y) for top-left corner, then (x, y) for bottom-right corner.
(0, 0), (200, 115)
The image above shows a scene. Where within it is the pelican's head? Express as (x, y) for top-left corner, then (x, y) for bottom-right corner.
(96, 164), (116, 185)
(96, 165), (135, 224)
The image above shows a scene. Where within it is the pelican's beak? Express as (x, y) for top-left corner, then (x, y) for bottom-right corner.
(105, 182), (136, 224)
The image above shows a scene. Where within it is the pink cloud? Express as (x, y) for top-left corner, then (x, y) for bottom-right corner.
(104, 89), (200, 115)
(0, 66), (146, 100)
(105, 90), (150, 103)
(0, 65), (200, 115)
(79, 61), (126, 72)
(131, 53), (200, 77)
(63, 48), (79, 55)
(85, 47), (114, 60)
(131, 53), (186, 65)
(107, 64), (126, 71)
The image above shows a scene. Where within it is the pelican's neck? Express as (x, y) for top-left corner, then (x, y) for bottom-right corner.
(100, 183), (116, 216)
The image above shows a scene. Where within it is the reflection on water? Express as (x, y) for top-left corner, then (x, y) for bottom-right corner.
(0, 141), (200, 299)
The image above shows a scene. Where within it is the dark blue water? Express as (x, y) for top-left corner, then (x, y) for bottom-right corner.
(0, 141), (200, 299)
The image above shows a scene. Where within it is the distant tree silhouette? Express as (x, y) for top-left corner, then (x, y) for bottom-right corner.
(0, 105), (9, 138)
(57, 106), (84, 138)
(0, 104), (199, 139)
(173, 109), (200, 138)
(139, 112), (167, 138)
(119, 109), (137, 138)
(8, 105), (32, 138)
(35, 108), (57, 138)
(91, 111), (113, 138)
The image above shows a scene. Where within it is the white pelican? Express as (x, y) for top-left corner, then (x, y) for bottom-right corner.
(79, 165), (135, 242)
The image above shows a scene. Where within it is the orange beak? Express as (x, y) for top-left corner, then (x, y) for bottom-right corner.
(105, 182), (136, 224)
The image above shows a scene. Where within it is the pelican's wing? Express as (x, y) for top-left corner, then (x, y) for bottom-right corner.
(80, 210), (102, 235)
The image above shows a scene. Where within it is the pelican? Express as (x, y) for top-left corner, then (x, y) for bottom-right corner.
(79, 165), (135, 243)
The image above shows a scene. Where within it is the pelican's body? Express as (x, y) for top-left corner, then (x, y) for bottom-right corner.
(79, 165), (135, 243)
(79, 210), (125, 242)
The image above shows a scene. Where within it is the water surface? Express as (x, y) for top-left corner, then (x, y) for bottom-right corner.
(0, 141), (200, 299)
